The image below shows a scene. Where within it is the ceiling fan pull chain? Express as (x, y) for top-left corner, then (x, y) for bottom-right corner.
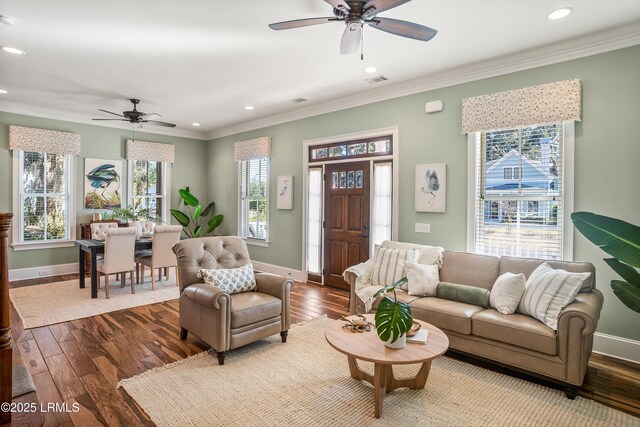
(361, 27), (365, 61)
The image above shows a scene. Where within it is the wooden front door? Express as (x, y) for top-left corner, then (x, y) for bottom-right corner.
(324, 161), (370, 290)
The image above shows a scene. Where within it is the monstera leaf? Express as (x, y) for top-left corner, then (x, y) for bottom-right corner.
(372, 277), (413, 343)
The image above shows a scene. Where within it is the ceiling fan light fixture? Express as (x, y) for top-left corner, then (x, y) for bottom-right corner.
(547, 7), (572, 20)
(244, 105), (254, 110)
(0, 89), (8, 94)
(2, 46), (25, 55)
(363, 66), (378, 73)
(192, 122), (201, 127)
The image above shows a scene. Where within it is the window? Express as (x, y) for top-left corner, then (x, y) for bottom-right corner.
(13, 151), (75, 249)
(307, 168), (322, 273)
(239, 157), (269, 242)
(470, 122), (570, 260)
(371, 162), (392, 250)
(129, 160), (170, 222)
(309, 136), (392, 162)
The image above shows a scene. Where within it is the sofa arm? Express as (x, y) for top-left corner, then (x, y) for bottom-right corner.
(181, 283), (230, 309)
(255, 272), (293, 331)
(558, 290), (604, 337)
(344, 260), (375, 314)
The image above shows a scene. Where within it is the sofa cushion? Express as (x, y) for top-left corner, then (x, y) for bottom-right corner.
(472, 309), (557, 356)
(499, 256), (595, 292)
(230, 292), (281, 329)
(436, 282), (491, 308)
(381, 240), (444, 267)
(371, 246), (420, 286)
(405, 261), (439, 296)
(490, 272), (527, 315)
(409, 297), (484, 334)
(439, 251), (500, 290)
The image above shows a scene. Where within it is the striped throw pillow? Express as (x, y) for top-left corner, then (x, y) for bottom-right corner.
(518, 262), (591, 330)
(370, 246), (420, 287)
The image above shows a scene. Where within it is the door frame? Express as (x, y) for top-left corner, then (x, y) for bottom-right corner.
(301, 126), (399, 285)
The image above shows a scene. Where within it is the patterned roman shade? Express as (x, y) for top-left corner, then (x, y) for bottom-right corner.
(234, 137), (272, 161)
(9, 125), (81, 155)
(461, 79), (581, 134)
(126, 139), (175, 163)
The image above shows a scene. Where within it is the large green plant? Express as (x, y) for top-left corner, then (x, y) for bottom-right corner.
(371, 277), (413, 343)
(170, 187), (223, 238)
(571, 212), (640, 313)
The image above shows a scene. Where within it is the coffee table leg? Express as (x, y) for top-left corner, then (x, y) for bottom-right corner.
(411, 360), (432, 389)
(374, 363), (389, 419)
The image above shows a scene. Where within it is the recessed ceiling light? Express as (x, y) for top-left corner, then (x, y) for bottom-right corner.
(363, 66), (378, 74)
(2, 46), (25, 55)
(192, 122), (201, 127)
(0, 89), (7, 94)
(244, 105), (254, 110)
(547, 7), (572, 20)
(0, 14), (17, 26)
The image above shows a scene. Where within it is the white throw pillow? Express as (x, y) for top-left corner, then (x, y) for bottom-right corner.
(199, 263), (256, 294)
(370, 246), (420, 286)
(405, 261), (439, 296)
(490, 272), (526, 315)
(518, 262), (591, 330)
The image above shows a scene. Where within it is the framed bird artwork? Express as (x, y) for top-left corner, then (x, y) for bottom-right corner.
(415, 163), (446, 212)
(277, 175), (293, 210)
(84, 158), (123, 209)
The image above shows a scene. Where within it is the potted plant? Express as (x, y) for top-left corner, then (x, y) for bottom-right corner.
(571, 212), (640, 313)
(371, 277), (414, 348)
(170, 187), (224, 238)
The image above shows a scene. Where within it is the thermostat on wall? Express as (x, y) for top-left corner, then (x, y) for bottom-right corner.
(425, 100), (444, 113)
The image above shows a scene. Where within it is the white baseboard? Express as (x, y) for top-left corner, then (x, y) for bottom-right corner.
(9, 262), (79, 282)
(252, 261), (306, 282)
(593, 332), (640, 364)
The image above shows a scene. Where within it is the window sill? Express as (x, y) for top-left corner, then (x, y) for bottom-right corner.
(12, 240), (76, 251)
(243, 238), (270, 248)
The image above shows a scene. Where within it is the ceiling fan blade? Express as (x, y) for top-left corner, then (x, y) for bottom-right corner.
(97, 109), (125, 118)
(368, 17), (437, 41)
(140, 113), (162, 120)
(340, 25), (362, 54)
(324, 0), (350, 11)
(92, 118), (128, 121)
(144, 120), (176, 128)
(269, 17), (336, 30)
(363, 0), (411, 15)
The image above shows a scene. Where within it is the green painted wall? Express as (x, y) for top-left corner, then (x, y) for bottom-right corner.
(208, 45), (640, 341)
(0, 112), (208, 270)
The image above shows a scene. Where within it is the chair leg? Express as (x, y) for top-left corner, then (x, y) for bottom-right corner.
(165, 267), (169, 281)
(140, 264), (144, 284)
(151, 269), (156, 290)
(130, 270), (135, 294)
(281, 330), (288, 343)
(120, 271), (125, 288)
(216, 351), (226, 365)
(175, 266), (180, 286)
(105, 274), (110, 299)
(136, 263), (140, 284)
(158, 268), (162, 282)
(180, 327), (188, 340)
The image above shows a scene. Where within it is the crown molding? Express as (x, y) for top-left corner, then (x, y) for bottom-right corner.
(0, 101), (209, 140)
(207, 21), (640, 140)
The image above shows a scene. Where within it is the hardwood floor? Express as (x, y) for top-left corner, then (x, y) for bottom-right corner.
(8, 275), (640, 426)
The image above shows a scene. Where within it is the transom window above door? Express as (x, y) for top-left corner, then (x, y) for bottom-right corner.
(309, 137), (392, 162)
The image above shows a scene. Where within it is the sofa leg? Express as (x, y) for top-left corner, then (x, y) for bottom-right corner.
(180, 327), (188, 340)
(281, 330), (288, 343)
(564, 386), (578, 400)
(216, 351), (226, 365)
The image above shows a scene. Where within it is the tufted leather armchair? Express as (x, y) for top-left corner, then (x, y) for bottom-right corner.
(173, 236), (293, 364)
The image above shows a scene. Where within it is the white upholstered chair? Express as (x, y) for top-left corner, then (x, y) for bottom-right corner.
(90, 222), (118, 240)
(135, 225), (182, 289)
(97, 227), (137, 298)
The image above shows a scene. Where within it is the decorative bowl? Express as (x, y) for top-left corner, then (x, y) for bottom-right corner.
(406, 320), (421, 337)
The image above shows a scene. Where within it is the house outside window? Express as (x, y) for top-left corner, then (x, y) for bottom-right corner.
(129, 160), (169, 222)
(471, 122), (568, 260)
(239, 157), (269, 242)
(13, 151), (76, 249)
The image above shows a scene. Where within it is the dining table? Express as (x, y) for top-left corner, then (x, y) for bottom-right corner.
(76, 238), (153, 298)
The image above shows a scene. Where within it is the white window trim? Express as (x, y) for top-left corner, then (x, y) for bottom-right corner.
(237, 158), (270, 246)
(302, 126), (400, 284)
(11, 151), (77, 251)
(467, 121), (574, 260)
(127, 161), (172, 224)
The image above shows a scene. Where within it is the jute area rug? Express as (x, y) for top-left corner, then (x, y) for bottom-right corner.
(118, 317), (637, 427)
(10, 274), (179, 329)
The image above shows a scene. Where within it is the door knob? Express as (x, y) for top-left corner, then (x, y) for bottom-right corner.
(360, 233), (369, 238)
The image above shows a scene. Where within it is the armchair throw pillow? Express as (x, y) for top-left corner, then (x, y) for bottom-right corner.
(489, 272), (526, 315)
(370, 246), (420, 287)
(518, 262), (591, 330)
(199, 263), (256, 294)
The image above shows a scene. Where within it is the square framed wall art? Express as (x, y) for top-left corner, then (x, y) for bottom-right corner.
(84, 158), (123, 209)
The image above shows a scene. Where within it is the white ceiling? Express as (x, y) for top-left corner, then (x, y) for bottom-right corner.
(1, 0), (639, 140)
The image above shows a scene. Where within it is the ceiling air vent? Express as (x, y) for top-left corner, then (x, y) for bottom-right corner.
(291, 98), (308, 103)
(365, 75), (388, 84)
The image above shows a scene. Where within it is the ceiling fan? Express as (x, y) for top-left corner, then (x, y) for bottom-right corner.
(269, 0), (437, 55)
(92, 99), (176, 128)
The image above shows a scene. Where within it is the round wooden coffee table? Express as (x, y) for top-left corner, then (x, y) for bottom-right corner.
(325, 314), (449, 418)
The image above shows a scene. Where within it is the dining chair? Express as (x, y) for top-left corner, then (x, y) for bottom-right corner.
(90, 222), (118, 240)
(97, 227), (137, 298)
(135, 225), (182, 289)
